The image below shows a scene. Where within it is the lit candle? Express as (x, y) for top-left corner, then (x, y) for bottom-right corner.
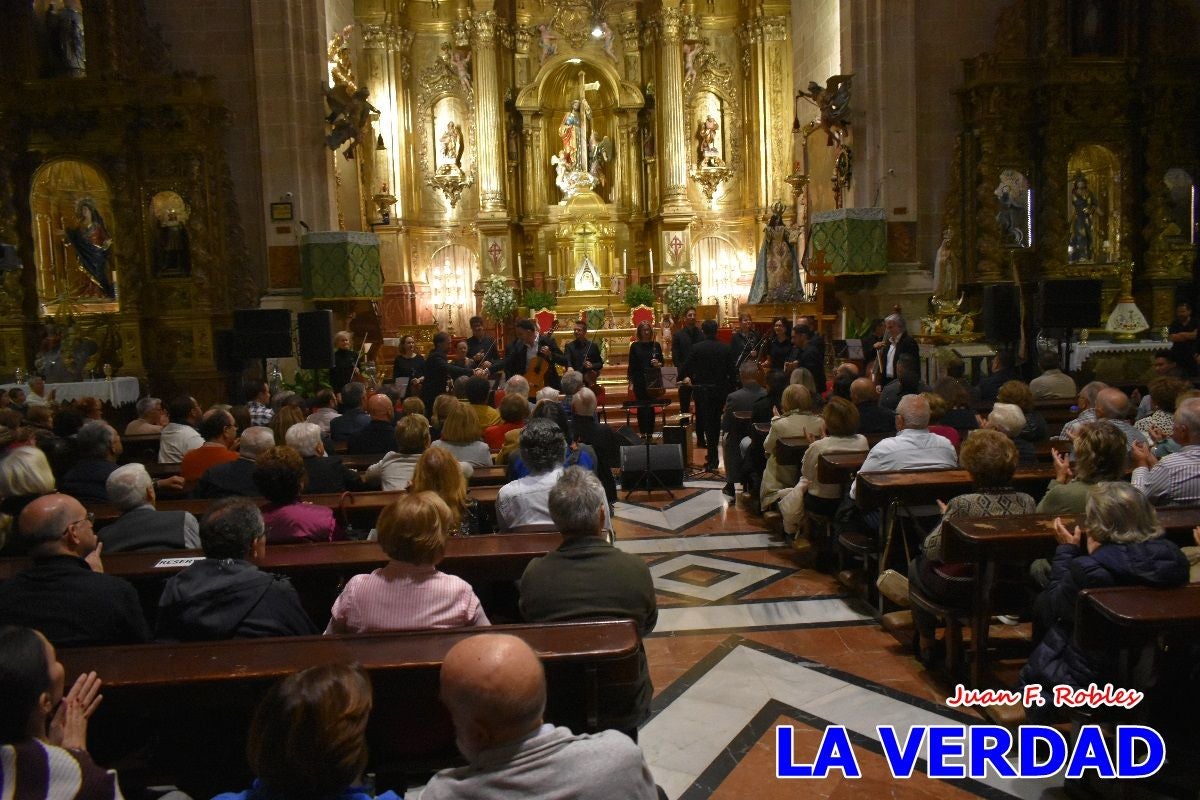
(622, 249), (627, 272)
(517, 253), (523, 280)
(548, 253), (553, 274)
(648, 249), (654, 275)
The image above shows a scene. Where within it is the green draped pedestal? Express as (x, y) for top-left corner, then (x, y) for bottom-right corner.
(300, 231), (383, 300)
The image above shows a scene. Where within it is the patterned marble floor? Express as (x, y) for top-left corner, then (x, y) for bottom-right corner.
(614, 480), (1068, 799)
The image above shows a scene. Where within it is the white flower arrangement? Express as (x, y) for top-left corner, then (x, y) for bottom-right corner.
(481, 274), (517, 320)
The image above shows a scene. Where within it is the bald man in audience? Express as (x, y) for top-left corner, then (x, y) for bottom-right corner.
(1132, 396), (1200, 507)
(347, 393), (399, 455)
(1091, 386), (1148, 451)
(196, 426), (276, 498)
(850, 394), (957, 501)
(0, 493), (150, 647)
(850, 377), (896, 435)
(421, 633), (659, 800)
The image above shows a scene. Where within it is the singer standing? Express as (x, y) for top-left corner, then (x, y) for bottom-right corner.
(680, 319), (734, 471)
(627, 321), (664, 438)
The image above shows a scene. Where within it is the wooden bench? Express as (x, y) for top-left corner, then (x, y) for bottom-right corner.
(63, 620), (640, 797)
(118, 434), (162, 465)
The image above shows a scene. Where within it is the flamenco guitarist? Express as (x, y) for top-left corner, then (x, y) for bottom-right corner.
(492, 318), (567, 395)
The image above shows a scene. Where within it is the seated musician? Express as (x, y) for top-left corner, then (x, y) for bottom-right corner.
(326, 491), (488, 633)
(493, 319), (566, 393)
(564, 319), (603, 380)
(157, 498), (316, 641)
(907, 429), (1036, 666)
(364, 414), (432, 491)
(0, 627), (119, 800)
(464, 315), (497, 370)
(330, 330), (359, 390)
(214, 663), (401, 800)
(253, 446), (342, 544)
(1019, 482), (1188, 717)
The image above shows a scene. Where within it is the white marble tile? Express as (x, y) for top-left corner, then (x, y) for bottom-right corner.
(614, 489), (730, 531)
(653, 598), (870, 633)
(617, 533), (776, 554)
(649, 554), (780, 601)
(641, 645), (1059, 800)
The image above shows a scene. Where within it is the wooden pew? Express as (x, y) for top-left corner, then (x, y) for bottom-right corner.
(942, 507), (1200, 687)
(118, 434), (161, 465)
(854, 465), (1058, 511)
(63, 620), (640, 797)
(0, 533), (562, 628)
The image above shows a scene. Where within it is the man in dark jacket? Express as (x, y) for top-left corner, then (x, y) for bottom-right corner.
(156, 497), (316, 641)
(671, 307), (703, 426)
(285, 421), (363, 493)
(492, 319), (567, 393)
(346, 393), (399, 455)
(425, 330), (478, 411)
(195, 426), (276, 498)
(976, 351), (1020, 403)
(680, 319), (734, 471)
(330, 382), (371, 443)
(571, 388), (622, 502)
(850, 377), (896, 435)
(59, 420), (123, 503)
(722, 362), (768, 496)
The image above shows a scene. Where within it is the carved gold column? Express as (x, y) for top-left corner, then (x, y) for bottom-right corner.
(522, 114), (547, 220)
(471, 8), (508, 217)
(740, 10), (792, 210)
(656, 5), (689, 214)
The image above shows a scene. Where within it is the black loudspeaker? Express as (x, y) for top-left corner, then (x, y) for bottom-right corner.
(982, 284), (1022, 342)
(233, 309), (292, 360)
(297, 309), (335, 368)
(1040, 279), (1103, 329)
(662, 425), (690, 466)
(619, 444), (685, 490)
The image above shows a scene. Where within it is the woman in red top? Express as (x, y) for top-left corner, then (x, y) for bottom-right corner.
(483, 393), (530, 451)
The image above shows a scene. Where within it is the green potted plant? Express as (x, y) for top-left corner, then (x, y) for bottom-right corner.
(522, 287), (557, 311)
(624, 283), (655, 309)
(664, 272), (701, 320)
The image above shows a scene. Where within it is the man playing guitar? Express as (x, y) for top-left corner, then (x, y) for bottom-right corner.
(492, 318), (567, 394)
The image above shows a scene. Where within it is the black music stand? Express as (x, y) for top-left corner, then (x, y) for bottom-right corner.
(622, 393), (674, 499)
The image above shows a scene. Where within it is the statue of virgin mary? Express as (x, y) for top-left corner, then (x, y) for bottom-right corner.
(747, 204), (801, 303)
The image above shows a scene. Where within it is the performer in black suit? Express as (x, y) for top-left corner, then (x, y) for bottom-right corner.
(681, 320), (735, 470)
(671, 307), (703, 424)
(330, 330), (359, 390)
(390, 334), (425, 397)
(730, 312), (761, 369)
(873, 313), (920, 383)
(492, 319), (567, 392)
(762, 317), (794, 371)
(626, 321), (665, 438)
(565, 318), (604, 378)
(422, 331), (474, 413)
(464, 315), (497, 370)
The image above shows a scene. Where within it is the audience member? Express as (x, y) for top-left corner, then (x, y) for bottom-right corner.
(421, 634), (658, 799)
(570, 387), (623, 502)
(976, 351), (1019, 403)
(1029, 352), (1076, 400)
(1134, 376), (1188, 440)
(124, 396), (165, 435)
(24, 377), (53, 407)
(58, 420), (122, 503)
(101, 463), (199, 552)
(0, 447), (56, 556)
(0, 626), (118, 800)
(268, 404), (306, 446)
(347, 394), (400, 455)
(156, 498), (315, 640)
(982, 402), (1036, 465)
(196, 426), (275, 498)
(465, 376), (500, 429)
(507, 401), (597, 481)
(879, 353), (926, 411)
(244, 380), (274, 426)
(1167, 301), (1199, 375)
(1019, 483), (1187, 717)
(412, 447), (478, 535)
(213, 663), (399, 800)
(1038, 421), (1127, 515)
(401, 396), (425, 417)
(0, 493), (150, 647)
(721, 361), (767, 497)
(305, 388), (341, 436)
(1132, 396), (1200, 507)
(364, 414), (432, 491)
(180, 409), (239, 484)
(1058, 381), (1107, 438)
(780, 397), (868, 535)
(997, 380), (1046, 441)
(923, 392), (960, 448)
(432, 400), (493, 467)
(908, 430), (1036, 665)
(931, 376), (978, 434)
(254, 446), (340, 543)
(850, 376), (896, 435)
(495, 419), (564, 530)
(760, 385), (824, 509)
(285, 421), (363, 493)
(1092, 387), (1148, 451)
(484, 393), (529, 451)
(158, 395), (203, 464)
(850, 395), (958, 501)
(328, 492), (487, 633)
(330, 383), (370, 443)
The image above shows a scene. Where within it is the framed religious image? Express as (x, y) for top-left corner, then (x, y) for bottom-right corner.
(270, 202), (294, 221)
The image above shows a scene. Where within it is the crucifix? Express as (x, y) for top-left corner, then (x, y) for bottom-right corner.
(577, 70), (600, 174)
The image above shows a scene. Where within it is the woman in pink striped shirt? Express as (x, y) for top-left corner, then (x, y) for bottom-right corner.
(325, 492), (489, 633)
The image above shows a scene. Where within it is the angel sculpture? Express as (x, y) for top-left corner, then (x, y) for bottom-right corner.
(682, 41), (704, 84)
(536, 23), (558, 63)
(799, 74), (852, 146)
(449, 47), (472, 94)
(589, 133), (613, 192)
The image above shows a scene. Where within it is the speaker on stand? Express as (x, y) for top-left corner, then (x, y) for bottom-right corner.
(297, 309), (335, 369)
(620, 443), (685, 496)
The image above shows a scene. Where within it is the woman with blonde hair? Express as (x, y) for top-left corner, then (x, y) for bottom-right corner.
(411, 446), (478, 535)
(432, 400), (492, 467)
(0, 447), (56, 556)
(759, 384), (824, 509)
(326, 491), (489, 633)
(269, 405), (307, 446)
(778, 397), (869, 535)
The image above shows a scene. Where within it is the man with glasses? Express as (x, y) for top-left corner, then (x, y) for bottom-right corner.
(0, 493), (150, 647)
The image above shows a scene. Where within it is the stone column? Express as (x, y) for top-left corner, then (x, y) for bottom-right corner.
(740, 9), (793, 211)
(655, 5), (689, 214)
(471, 8), (508, 217)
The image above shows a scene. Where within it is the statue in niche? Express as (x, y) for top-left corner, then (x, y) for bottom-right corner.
(1069, 172), (1099, 262)
(65, 197), (114, 298)
(695, 115), (720, 165)
(932, 228), (959, 305)
(574, 256), (600, 291)
(994, 169), (1029, 247)
(439, 121), (464, 168)
(42, 1), (86, 78)
(151, 191), (191, 277)
(588, 132), (613, 194)
(558, 99), (586, 171)
(747, 203), (801, 303)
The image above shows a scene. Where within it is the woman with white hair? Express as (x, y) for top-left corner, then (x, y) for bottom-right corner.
(982, 402), (1036, 465)
(760, 384), (824, 509)
(0, 447), (56, 556)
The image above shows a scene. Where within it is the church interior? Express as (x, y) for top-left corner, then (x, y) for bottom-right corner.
(4, 0), (1200, 797)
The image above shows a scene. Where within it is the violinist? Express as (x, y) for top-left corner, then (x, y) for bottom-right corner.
(391, 335), (425, 397)
(627, 321), (664, 438)
(492, 319), (566, 394)
(330, 330), (359, 389)
(761, 317), (794, 371)
(731, 312), (760, 369)
(464, 315), (497, 370)
(565, 319), (604, 382)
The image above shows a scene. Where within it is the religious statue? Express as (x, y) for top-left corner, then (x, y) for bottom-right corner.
(798, 74), (852, 146)
(536, 23), (558, 63)
(696, 115), (720, 165)
(575, 256), (600, 290)
(682, 41), (704, 84)
(931, 228), (958, 306)
(558, 99), (585, 170)
(588, 132), (613, 193)
(747, 203), (801, 303)
(43, 1), (86, 77)
(596, 21), (615, 60)
(151, 192), (191, 278)
(66, 197), (114, 298)
(1069, 172), (1099, 262)
(439, 121), (464, 168)
(449, 47), (472, 94)
(994, 169), (1029, 247)
(324, 26), (377, 158)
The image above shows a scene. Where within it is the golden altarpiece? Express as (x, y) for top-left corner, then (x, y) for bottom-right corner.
(937, 0), (1200, 350)
(0, 0), (253, 399)
(353, 0), (798, 344)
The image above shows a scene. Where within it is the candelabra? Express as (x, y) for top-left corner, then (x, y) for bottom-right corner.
(431, 260), (467, 335)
